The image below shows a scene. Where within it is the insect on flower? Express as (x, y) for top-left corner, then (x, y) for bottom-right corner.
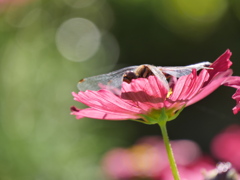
(78, 62), (212, 92)
(71, 50), (240, 121)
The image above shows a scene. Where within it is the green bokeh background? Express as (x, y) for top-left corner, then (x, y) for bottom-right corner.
(0, 0), (240, 179)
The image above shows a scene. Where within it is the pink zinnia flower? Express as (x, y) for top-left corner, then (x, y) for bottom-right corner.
(71, 50), (240, 123)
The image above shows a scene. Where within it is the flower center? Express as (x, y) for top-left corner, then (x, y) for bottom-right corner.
(166, 88), (173, 98)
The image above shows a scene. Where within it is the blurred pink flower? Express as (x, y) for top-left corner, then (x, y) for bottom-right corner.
(101, 136), (215, 180)
(211, 125), (240, 171)
(161, 156), (215, 180)
(101, 148), (134, 179)
(71, 50), (240, 122)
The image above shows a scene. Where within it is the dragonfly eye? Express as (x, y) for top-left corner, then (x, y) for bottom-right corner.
(123, 71), (138, 83)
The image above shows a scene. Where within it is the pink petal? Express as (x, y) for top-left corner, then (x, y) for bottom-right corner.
(168, 70), (209, 107)
(121, 76), (168, 111)
(187, 69), (233, 106)
(170, 71), (195, 101)
(122, 76), (168, 101)
(224, 76), (240, 89)
(207, 49), (232, 79)
(232, 89), (240, 114)
(71, 107), (139, 120)
(72, 90), (142, 114)
(185, 69), (209, 100)
(223, 76), (240, 114)
(148, 76), (169, 100)
(171, 69), (209, 101)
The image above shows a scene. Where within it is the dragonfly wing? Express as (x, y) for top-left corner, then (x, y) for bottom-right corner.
(77, 66), (138, 91)
(161, 67), (192, 77)
(161, 61), (211, 77)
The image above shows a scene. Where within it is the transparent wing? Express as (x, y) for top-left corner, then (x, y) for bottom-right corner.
(77, 66), (138, 91)
(160, 61), (212, 77)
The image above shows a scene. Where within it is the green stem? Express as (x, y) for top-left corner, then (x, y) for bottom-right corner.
(158, 122), (181, 180)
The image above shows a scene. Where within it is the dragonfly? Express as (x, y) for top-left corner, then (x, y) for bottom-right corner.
(77, 62), (212, 92)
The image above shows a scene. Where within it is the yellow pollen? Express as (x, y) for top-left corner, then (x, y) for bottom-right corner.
(167, 88), (173, 98)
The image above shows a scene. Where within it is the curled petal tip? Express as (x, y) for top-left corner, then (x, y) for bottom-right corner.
(70, 106), (79, 112)
(72, 91), (77, 96)
(232, 102), (240, 115)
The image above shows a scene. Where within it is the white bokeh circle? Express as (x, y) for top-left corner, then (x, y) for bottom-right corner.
(56, 18), (101, 62)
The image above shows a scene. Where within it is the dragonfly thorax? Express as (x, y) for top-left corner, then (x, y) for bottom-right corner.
(123, 65), (155, 83)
